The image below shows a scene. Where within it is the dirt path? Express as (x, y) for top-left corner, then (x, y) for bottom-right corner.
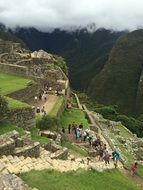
(43, 94), (58, 113)
(29, 94), (58, 114)
(120, 168), (143, 188)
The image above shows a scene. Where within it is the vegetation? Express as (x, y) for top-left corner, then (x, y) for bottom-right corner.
(0, 73), (31, 95)
(94, 105), (143, 137)
(61, 140), (88, 157)
(29, 127), (50, 145)
(49, 96), (64, 117)
(6, 97), (30, 109)
(0, 95), (9, 122)
(36, 115), (60, 131)
(0, 122), (26, 136)
(60, 109), (89, 129)
(14, 27), (124, 91)
(20, 169), (142, 190)
(88, 30), (143, 116)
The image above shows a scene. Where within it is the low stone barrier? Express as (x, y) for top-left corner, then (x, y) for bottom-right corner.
(50, 148), (68, 160)
(13, 142), (40, 158)
(8, 107), (36, 129)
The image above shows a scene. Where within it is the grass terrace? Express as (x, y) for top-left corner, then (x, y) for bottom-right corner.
(49, 96), (64, 117)
(6, 97), (30, 109)
(20, 169), (142, 190)
(0, 122), (26, 136)
(0, 73), (32, 95)
(60, 109), (89, 129)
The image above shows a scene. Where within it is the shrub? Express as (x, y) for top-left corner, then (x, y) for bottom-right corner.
(36, 115), (60, 131)
(94, 106), (118, 120)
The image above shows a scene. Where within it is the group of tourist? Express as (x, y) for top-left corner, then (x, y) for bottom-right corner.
(62, 123), (139, 176)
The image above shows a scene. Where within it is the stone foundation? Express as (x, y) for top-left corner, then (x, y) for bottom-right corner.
(0, 131), (40, 158)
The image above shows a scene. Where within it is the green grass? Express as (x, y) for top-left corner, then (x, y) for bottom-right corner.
(20, 169), (142, 190)
(60, 109), (89, 129)
(0, 73), (31, 95)
(29, 127), (50, 145)
(61, 140), (88, 157)
(49, 96), (64, 117)
(0, 122), (26, 136)
(6, 97), (30, 109)
(108, 132), (143, 179)
(114, 125), (134, 139)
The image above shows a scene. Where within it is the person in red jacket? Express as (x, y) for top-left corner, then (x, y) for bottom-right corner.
(130, 162), (138, 176)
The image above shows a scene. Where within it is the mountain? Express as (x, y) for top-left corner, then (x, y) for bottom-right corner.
(0, 23), (26, 47)
(88, 30), (143, 116)
(12, 27), (124, 91)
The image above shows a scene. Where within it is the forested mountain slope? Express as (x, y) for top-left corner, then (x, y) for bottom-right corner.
(88, 30), (143, 116)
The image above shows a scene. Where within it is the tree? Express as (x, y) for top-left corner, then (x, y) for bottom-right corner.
(0, 95), (9, 122)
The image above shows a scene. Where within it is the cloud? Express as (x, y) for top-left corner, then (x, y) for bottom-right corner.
(0, 0), (143, 31)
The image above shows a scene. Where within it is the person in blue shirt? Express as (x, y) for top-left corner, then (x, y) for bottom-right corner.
(112, 149), (120, 168)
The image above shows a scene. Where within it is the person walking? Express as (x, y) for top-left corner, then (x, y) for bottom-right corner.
(130, 162), (138, 176)
(112, 150), (120, 168)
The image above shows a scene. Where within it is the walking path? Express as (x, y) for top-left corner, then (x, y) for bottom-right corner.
(0, 148), (119, 175)
(30, 94), (58, 114)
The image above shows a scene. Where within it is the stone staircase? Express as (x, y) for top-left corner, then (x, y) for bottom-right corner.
(0, 147), (122, 175)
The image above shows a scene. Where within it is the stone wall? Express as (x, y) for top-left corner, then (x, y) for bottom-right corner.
(8, 84), (39, 103)
(0, 131), (40, 158)
(8, 107), (36, 129)
(0, 62), (29, 76)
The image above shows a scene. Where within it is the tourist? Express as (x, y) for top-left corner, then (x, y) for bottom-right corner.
(98, 146), (104, 161)
(62, 127), (65, 133)
(36, 107), (40, 114)
(103, 151), (111, 166)
(38, 93), (42, 100)
(83, 130), (87, 141)
(112, 150), (120, 168)
(87, 157), (91, 165)
(41, 106), (46, 114)
(76, 128), (81, 141)
(88, 134), (93, 146)
(130, 162), (138, 176)
(68, 124), (71, 134)
(34, 96), (38, 102)
(79, 123), (83, 130)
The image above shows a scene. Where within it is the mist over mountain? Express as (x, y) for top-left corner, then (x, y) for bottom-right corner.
(12, 27), (124, 91)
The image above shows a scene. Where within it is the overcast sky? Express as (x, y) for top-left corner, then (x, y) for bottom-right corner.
(0, 0), (143, 31)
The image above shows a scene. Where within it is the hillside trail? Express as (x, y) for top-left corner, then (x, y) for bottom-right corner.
(120, 168), (143, 188)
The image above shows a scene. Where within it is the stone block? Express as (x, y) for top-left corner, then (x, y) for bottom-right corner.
(50, 148), (68, 160)
(44, 142), (61, 153)
(15, 137), (24, 147)
(41, 130), (57, 140)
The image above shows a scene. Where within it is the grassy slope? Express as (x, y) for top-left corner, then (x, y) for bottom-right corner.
(0, 122), (26, 136)
(20, 169), (142, 190)
(61, 140), (88, 157)
(49, 96), (64, 117)
(60, 109), (89, 129)
(88, 30), (143, 116)
(6, 97), (30, 109)
(29, 127), (50, 145)
(0, 73), (30, 95)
